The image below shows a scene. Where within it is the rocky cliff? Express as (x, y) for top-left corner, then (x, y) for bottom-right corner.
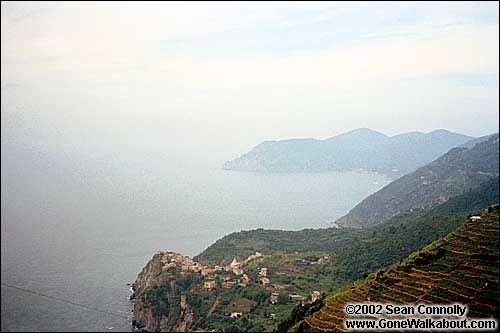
(131, 251), (195, 332)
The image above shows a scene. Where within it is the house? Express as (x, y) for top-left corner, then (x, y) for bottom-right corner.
(204, 280), (216, 290)
(201, 267), (213, 276)
(260, 277), (270, 286)
(232, 268), (243, 276)
(222, 281), (237, 289)
(295, 259), (309, 267)
(290, 294), (306, 302)
(470, 215), (482, 222)
(230, 312), (242, 318)
(189, 262), (201, 273)
(238, 273), (250, 287)
(311, 291), (321, 303)
(270, 292), (279, 304)
(270, 313), (276, 319)
(166, 261), (176, 268)
(214, 265), (222, 271)
(241, 274), (250, 284)
(243, 252), (263, 264)
(160, 256), (170, 264)
(229, 258), (241, 270)
(258, 267), (268, 277)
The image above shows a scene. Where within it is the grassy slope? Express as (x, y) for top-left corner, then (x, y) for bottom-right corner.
(283, 205), (499, 332)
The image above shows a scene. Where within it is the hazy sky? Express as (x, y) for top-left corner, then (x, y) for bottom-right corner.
(1, 1), (499, 162)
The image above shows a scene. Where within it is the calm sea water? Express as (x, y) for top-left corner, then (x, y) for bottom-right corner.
(1, 146), (389, 332)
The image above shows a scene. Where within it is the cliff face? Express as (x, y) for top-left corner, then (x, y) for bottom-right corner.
(131, 251), (194, 332)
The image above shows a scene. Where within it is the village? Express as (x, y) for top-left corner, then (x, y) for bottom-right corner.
(156, 251), (323, 318)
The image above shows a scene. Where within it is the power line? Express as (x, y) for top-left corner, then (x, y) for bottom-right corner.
(1, 283), (129, 319)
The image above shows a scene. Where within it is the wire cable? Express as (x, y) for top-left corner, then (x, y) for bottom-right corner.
(1, 283), (129, 319)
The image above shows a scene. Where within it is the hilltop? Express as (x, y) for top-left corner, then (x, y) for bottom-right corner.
(281, 204), (499, 332)
(223, 129), (473, 177)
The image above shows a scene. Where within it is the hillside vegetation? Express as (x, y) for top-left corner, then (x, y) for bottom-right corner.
(282, 204), (499, 332)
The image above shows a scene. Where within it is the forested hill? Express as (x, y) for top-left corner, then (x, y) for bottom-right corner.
(223, 129), (473, 178)
(280, 204), (499, 332)
(336, 134), (499, 228)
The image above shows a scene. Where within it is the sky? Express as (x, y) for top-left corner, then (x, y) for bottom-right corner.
(1, 1), (499, 163)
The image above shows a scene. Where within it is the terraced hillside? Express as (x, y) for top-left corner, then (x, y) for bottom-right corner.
(286, 205), (499, 332)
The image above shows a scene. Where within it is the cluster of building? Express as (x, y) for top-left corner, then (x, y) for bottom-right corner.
(154, 251), (264, 291)
(155, 251), (323, 316)
(202, 254), (266, 291)
(156, 251), (192, 271)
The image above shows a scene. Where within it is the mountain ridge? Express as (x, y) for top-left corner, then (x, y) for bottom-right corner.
(336, 134), (499, 228)
(223, 128), (474, 177)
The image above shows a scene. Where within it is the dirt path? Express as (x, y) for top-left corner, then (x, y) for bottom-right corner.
(207, 295), (221, 317)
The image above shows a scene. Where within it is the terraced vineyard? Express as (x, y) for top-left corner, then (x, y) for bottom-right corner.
(291, 204), (499, 332)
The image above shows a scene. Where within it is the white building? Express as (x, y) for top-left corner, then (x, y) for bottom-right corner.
(311, 291), (321, 303)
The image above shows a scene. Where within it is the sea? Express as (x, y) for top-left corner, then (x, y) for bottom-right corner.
(1, 145), (389, 331)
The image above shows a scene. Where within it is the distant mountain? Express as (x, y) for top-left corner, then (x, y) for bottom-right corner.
(282, 204), (500, 332)
(223, 129), (473, 177)
(336, 134), (499, 228)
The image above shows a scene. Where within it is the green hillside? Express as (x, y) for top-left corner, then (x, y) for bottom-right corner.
(281, 204), (499, 332)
